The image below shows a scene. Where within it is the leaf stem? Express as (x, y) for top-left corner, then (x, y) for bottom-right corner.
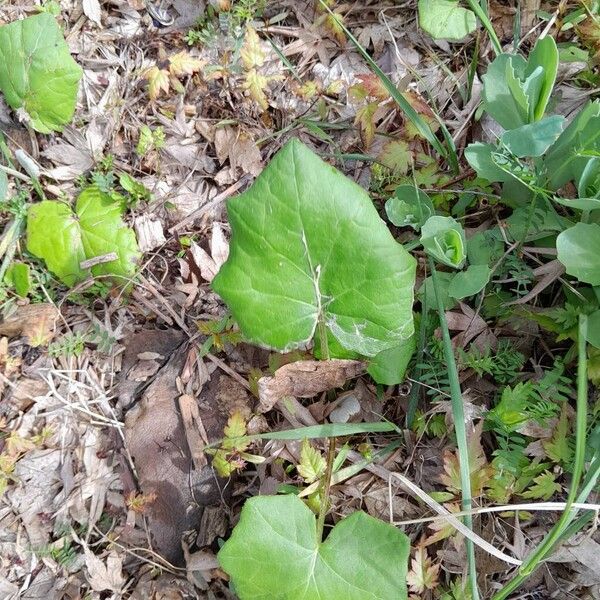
(492, 314), (589, 599)
(316, 437), (336, 542)
(430, 260), (480, 600)
(318, 314), (330, 360)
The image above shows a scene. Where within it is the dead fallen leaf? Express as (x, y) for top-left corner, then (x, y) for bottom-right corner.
(0, 303), (59, 346)
(134, 214), (166, 252)
(258, 359), (366, 412)
(214, 126), (263, 177)
(84, 548), (125, 593)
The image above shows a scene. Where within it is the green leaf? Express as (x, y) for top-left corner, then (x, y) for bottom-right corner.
(385, 185), (434, 231)
(5, 262), (31, 297)
(218, 495), (410, 600)
(368, 334), (416, 385)
(464, 143), (514, 183)
(297, 439), (326, 483)
(544, 101), (600, 190)
(556, 223), (600, 286)
(526, 36), (559, 121)
(418, 272), (456, 312)
(486, 382), (531, 433)
(577, 157), (600, 199)
(417, 0), (476, 41)
(253, 422), (397, 441)
(501, 116), (565, 158)
(420, 216), (466, 269)
(542, 407), (572, 466)
(480, 37), (558, 130)
(212, 139), (416, 357)
(586, 310), (600, 349)
(482, 54), (529, 129)
(522, 470), (561, 500)
(448, 265), (491, 299)
(0, 14), (82, 133)
(26, 187), (140, 287)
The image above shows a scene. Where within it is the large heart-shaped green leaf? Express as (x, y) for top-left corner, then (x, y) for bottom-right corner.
(0, 14), (82, 133)
(27, 187), (140, 287)
(212, 139), (416, 357)
(218, 495), (409, 600)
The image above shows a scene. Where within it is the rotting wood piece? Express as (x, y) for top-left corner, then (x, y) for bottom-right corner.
(124, 343), (247, 565)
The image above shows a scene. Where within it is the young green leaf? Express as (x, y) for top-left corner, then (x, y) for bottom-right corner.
(0, 14), (82, 133)
(27, 187), (140, 287)
(521, 470), (561, 500)
(420, 216), (466, 269)
(212, 139), (416, 357)
(526, 36), (559, 121)
(556, 223), (600, 286)
(448, 265), (491, 299)
(5, 262), (31, 298)
(464, 143), (514, 184)
(544, 101), (600, 190)
(218, 494), (410, 600)
(417, 0), (476, 41)
(385, 185), (434, 231)
(297, 439), (326, 483)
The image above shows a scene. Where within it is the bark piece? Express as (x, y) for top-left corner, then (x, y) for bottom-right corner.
(258, 359), (366, 412)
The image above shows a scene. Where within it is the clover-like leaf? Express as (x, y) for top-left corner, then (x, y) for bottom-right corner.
(27, 187), (140, 287)
(0, 14), (82, 133)
(212, 139), (416, 357)
(218, 494), (410, 600)
(417, 0), (476, 41)
(420, 216), (466, 269)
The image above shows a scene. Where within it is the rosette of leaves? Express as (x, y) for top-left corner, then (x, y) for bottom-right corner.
(0, 14), (82, 133)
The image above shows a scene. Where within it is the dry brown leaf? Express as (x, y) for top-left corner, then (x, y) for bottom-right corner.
(0, 303), (59, 346)
(214, 126), (263, 177)
(84, 549), (125, 593)
(257, 359), (366, 412)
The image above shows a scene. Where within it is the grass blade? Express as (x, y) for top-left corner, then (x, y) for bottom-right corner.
(430, 260), (480, 600)
(465, 0), (502, 55)
(317, 0), (458, 173)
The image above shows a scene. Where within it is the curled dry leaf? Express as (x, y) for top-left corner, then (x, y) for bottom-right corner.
(0, 303), (59, 346)
(257, 359), (366, 412)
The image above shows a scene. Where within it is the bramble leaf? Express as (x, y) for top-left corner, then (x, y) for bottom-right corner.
(0, 14), (82, 133)
(406, 546), (440, 594)
(522, 470), (561, 500)
(297, 439), (326, 483)
(218, 495), (410, 600)
(212, 139), (416, 357)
